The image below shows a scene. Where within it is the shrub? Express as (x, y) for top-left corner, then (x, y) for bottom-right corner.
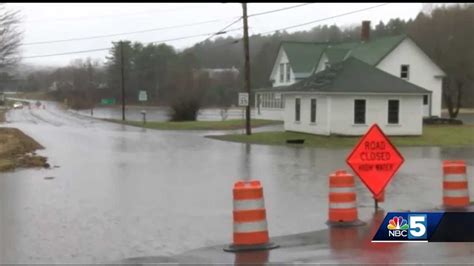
(169, 97), (201, 121)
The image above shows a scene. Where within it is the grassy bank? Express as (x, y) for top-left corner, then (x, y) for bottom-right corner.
(209, 125), (474, 148)
(104, 119), (282, 130)
(0, 126), (49, 171)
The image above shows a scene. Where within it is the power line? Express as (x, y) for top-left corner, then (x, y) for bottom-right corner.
(21, 3), (390, 59)
(22, 3), (317, 46)
(21, 47), (110, 59)
(22, 19), (225, 46)
(211, 3), (391, 48)
(201, 17), (242, 43)
(258, 3), (390, 35)
(198, 3), (316, 43)
(21, 28), (243, 59)
(248, 3), (314, 17)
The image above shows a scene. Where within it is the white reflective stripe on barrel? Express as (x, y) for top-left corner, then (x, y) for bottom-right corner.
(329, 187), (355, 193)
(443, 174), (467, 182)
(329, 202), (357, 209)
(233, 199), (265, 210)
(443, 189), (469, 197)
(234, 220), (268, 233)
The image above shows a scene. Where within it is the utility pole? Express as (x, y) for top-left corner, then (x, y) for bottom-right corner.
(87, 60), (94, 117)
(120, 41), (126, 121)
(242, 3), (251, 135)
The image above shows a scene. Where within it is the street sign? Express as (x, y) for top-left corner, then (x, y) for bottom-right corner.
(238, 92), (249, 107)
(346, 124), (404, 197)
(101, 98), (116, 105)
(139, 90), (148, 102)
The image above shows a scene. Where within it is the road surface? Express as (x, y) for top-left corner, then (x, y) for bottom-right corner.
(0, 101), (473, 263)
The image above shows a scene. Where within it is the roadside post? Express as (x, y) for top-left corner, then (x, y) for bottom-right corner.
(138, 90), (148, 125)
(141, 110), (147, 125)
(346, 124), (405, 212)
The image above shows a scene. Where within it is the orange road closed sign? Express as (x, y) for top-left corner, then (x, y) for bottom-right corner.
(346, 124), (404, 197)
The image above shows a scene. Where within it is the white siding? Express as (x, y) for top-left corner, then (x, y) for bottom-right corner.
(283, 93), (424, 136)
(329, 94), (423, 136)
(269, 48), (296, 87)
(376, 38), (445, 117)
(283, 94), (330, 135)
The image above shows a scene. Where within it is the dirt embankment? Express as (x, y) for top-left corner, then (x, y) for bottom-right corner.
(0, 127), (49, 171)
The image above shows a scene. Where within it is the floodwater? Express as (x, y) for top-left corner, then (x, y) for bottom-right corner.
(0, 101), (473, 263)
(75, 105), (257, 122)
(76, 105), (474, 125)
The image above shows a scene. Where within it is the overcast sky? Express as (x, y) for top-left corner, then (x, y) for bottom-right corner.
(6, 2), (438, 67)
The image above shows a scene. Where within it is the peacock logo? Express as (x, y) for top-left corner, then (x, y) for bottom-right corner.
(387, 216), (409, 230)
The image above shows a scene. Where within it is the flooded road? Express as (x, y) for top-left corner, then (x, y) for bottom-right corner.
(0, 102), (473, 263)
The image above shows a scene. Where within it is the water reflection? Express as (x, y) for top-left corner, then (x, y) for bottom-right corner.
(234, 249), (269, 265)
(240, 143), (252, 180)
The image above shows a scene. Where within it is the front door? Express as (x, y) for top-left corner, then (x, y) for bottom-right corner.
(423, 94), (430, 117)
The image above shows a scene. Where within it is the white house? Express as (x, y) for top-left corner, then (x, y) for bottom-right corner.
(277, 57), (430, 136)
(255, 21), (446, 121)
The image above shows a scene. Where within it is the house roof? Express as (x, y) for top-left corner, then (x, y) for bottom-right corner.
(324, 48), (350, 64)
(266, 57), (430, 94)
(280, 42), (327, 76)
(277, 35), (408, 78)
(331, 34), (407, 65)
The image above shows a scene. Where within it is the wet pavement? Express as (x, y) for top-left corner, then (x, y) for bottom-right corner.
(0, 101), (473, 263)
(123, 207), (474, 264)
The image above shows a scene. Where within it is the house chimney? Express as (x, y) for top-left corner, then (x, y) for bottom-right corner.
(361, 20), (370, 42)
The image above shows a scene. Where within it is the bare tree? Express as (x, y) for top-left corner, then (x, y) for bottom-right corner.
(0, 4), (22, 70)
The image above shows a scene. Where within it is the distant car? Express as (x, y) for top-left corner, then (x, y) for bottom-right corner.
(13, 102), (23, 109)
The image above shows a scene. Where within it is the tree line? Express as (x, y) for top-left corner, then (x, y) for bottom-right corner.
(5, 3), (474, 119)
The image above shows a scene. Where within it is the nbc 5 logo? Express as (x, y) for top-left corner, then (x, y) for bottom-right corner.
(408, 214), (427, 240)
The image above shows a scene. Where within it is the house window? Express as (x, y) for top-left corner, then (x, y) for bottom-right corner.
(354, 99), (366, 124)
(310, 98), (317, 123)
(286, 63), (291, 82)
(388, 100), (399, 124)
(400, 65), (409, 79)
(295, 98), (301, 122)
(423, 95), (428, 105)
(279, 63), (284, 82)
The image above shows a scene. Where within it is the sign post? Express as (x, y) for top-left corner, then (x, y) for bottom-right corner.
(346, 124), (404, 211)
(138, 90), (148, 125)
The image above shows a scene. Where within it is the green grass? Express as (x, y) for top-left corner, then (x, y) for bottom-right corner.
(105, 119), (283, 130)
(209, 125), (474, 148)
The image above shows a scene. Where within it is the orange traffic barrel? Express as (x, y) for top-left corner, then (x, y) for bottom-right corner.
(224, 180), (279, 252)
(443, 160), (469, 208)
(327, 170), (364, 227)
